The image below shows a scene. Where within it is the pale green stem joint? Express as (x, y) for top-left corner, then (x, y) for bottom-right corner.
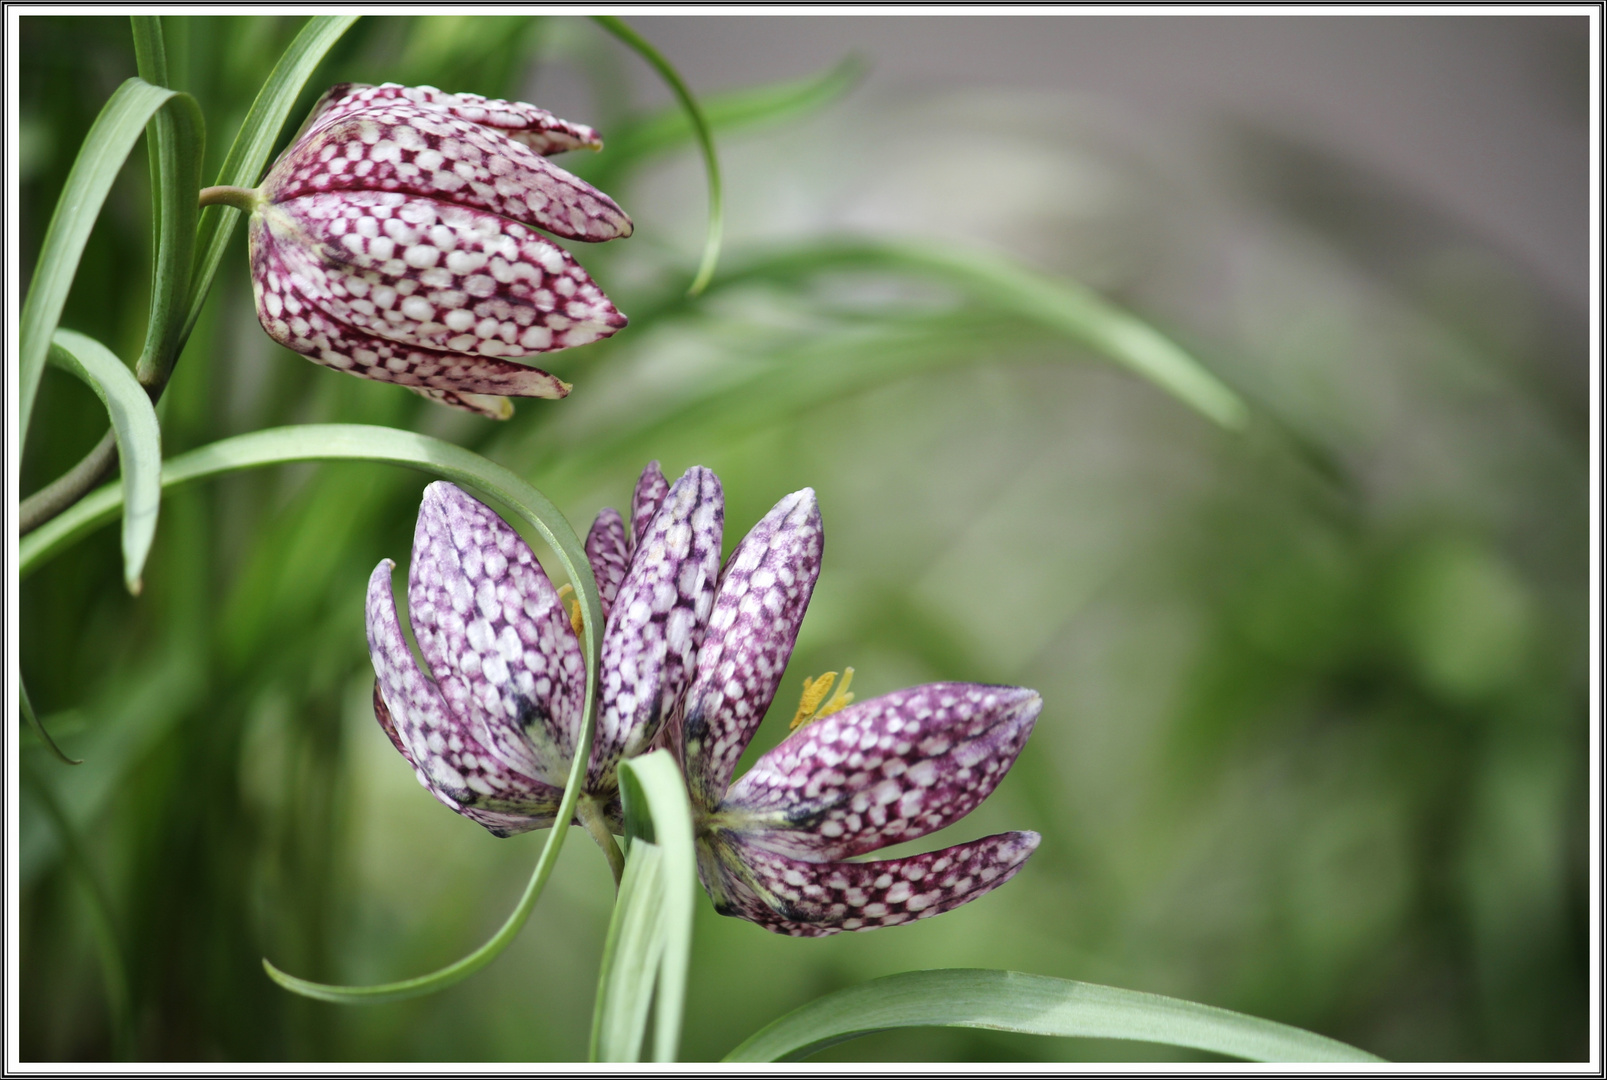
(578, 795), (626, 888)
(198, 185), (263, 213)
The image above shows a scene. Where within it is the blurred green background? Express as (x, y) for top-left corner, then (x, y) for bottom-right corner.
(19, 14), (1587, 1062)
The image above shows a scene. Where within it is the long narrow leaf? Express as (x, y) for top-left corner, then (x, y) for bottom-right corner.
(592, 16), (722, 296)
(589, 751), (695, 1062)
(581, 56), (862, 192)
(650, 238), (1250, 430)
(724, 969), (1385, 1063)
(20, 680), (80, 767)
(47, 330), (162, 595)
(130, 15), (203, 385)
(182, 15), (358, 344)
(18, 425), (603, 1005)
(20, 77), (181, 448)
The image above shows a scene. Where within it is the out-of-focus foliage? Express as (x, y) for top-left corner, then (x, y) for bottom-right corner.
(20, 15), (1585, 1062)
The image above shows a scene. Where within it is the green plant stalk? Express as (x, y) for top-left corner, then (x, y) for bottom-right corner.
(592, 15), (723, 296)
(578, 795), (626, 888)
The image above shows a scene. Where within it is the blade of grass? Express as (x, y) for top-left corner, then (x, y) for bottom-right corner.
(580, 56), (862, 192)
(47, 331), (162, 595)
(638, 237), (1250, 430)
(592, 15), (721, 296)
(129, 15), (203, 387)
(589, 751), (695, 1063)
(725, 969), (1386, 1063)
(20, 680), (80, 767)
(19, 77), (187, 449)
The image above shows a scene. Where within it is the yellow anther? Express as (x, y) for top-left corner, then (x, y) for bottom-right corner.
(818, 666), (854, 718)
(556, 584), (585, 639)
(789, 667), (856, 730)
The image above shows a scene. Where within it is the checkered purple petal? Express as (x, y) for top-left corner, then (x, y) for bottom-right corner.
(702, 831), (1040, 937)
(720, 683), (1041, 860)
(629, 460), (669, 554)
(591, 467), (723, 785)
(366, 560), (565, 836)
(306, 84), (603, 156)
(404, 483), (586, 788)
(586, 508), (630, 623)
(261, 98), (630, 243)
(678, 488), (823, 809)
(264, 190), (626, 357)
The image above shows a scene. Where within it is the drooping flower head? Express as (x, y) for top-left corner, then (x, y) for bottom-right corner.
(367, 463), (1040, 935)
(236, 84), (631, 419)
(366, 463), (719, 833)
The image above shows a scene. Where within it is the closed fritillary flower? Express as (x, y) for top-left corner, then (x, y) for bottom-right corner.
(204, 83), (632, 418)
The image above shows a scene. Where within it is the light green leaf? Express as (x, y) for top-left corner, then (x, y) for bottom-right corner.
(679, 238), (1250, 430)
(18, 424), (603, 1006)
(590, 750), (695, 1063)
(724, 969), (1385, 1063)
(47, 330), (162, 595)
(19, 77), (186, 449)
(129, 15), (203, 386)
(20, 680), (80, 767)
(592, 16), (722, 296)
(182, 15), (358, 344)
(582, 56), (862, 191)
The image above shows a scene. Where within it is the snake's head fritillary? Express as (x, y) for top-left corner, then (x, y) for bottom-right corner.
(241, 84), (631, 419)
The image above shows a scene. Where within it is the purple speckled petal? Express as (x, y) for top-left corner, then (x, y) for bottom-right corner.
(367, 560), (565, 836)
(264, 191), (626, 357)
(404, 483), (586, 788)
(251, 218), (575, 404)
(306, 83), (603, 156)
(677, 488), (823, 809)
(586, 508), (629, 623)
(403, 385), (513, 420)
(720, 683), (1041, 860)
(261, 98), (631, 243)
(701, 831), (1040, 937)
(591, 467), (724, 787)
(629, 460), (669, 555)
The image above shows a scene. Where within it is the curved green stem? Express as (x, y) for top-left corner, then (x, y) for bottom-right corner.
(592, 15), (722, 296)
(577, 795), (626, 888)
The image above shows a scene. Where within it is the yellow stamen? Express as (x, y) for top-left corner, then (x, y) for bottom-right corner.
(818, 666), (854, 718)
(789, 671), (837, 730)
(556, 583), (584, 639)
(789, 667), (856, 730)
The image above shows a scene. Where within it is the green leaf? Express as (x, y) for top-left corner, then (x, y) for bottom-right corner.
(592, 16), (722, 296)
(130, 15), (204, 387)
(18, 424), (604, 1006)
(590, 750), (695, 1063)
(47, 330), (163, 595)
(20, 680), (80, 767)
(667, 238), (1251, 430)
(582, 56), (862, 192)
(724, 969), (1386, 1063)
(19, 76), (186, 450)
(182, 15), (358, 345)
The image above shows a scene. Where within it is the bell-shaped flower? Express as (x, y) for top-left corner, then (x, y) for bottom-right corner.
(366, 463), (720, 834)
(218, 83), (631, 419)
(659, 481), (1042, 937)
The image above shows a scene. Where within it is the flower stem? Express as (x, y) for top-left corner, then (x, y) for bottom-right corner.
(197, 185), (263, 212)
(577, 795), (625, 889)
